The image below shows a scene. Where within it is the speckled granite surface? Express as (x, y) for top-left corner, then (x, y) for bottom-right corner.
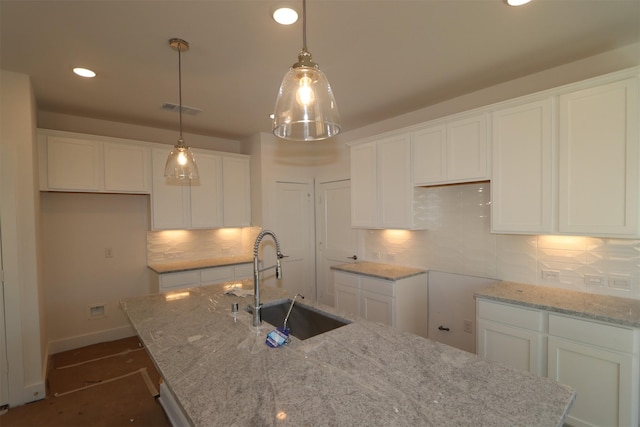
(331, 261), (426, 280)
(148, 256), (253, 274)
(121, 281), (574, 426)
(476, 281), (640, 328)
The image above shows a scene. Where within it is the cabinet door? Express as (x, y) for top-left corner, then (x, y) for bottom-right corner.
(548, 336), (636, 427)
(47, 136), (102, 191)
(151, 148), (189, 230)
(189, 151), (223, 229)
(559, 77), (639, 236)
(491, 99), (553, 233)
(412, 124), (447, 185)
(446, 113), (488, 182)
(103, 142), (151, 193)
(335, 284), (360, 316)
(477, 319), (546, 376)
(378, 134), (413, 228)
(361, 290), (394, 327)
(222, 156), (251, 227)
(350, 141), (378, 227)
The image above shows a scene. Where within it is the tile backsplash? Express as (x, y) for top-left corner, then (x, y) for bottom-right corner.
(147, 226), (260, 263)
(363, 182), (640, 299)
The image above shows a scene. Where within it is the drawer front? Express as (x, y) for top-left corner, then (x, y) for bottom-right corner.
(334, 271), (360, 288)
(549, 313), (635, 353)
(477, 299), (544, 331)
(160, 270), (200, 288)
(361, 277), (395, 297)
(200, 266), (234, 283)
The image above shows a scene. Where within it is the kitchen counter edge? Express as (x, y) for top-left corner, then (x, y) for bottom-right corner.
(475, 281), (640, 328)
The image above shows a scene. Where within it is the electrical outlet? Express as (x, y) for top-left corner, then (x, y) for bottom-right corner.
(584, 274), (605, 287)
(463, 319), (473, 334)
(608, 275), (632, 290)
(541, 269), (560, 281)
(164, 251), (185, 259)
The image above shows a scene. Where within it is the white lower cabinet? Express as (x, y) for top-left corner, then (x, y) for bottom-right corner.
(547, 314), (639, 427)
(477, 298), (640, 427)
(477, 300), (546, 376)
(334, 270), (427, 337)
(151, 263), (252, 293)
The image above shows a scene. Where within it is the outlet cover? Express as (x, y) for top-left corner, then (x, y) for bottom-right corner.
(584, 274), (606, 287)
(541, 269), (560, 281)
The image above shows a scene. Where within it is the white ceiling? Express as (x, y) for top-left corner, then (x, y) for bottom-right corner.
(1, 0), (639, 141)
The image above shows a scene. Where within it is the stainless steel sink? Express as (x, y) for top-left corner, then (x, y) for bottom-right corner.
(259, 299), (350, 341)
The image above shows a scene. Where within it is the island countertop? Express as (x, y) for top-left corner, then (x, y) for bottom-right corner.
(121, 281), (575, 426)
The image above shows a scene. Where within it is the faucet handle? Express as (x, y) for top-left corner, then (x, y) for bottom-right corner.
(277, 252), (289, 259)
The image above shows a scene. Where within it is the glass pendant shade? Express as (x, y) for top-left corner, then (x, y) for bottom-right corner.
(164, 138), (199, 179)
(273, 63), (341, 141)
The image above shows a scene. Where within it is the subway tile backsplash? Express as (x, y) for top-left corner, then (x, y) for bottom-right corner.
(364, 183), (640, 299)
(147, 226), (260, 264)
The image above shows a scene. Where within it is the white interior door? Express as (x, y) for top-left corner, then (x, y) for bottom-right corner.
(315, 179), (358, 306)
(272, 180), (315, 300)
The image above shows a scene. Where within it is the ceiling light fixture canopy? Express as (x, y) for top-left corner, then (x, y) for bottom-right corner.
(164, 38), (199, 180)
(272, 0), (341, 141)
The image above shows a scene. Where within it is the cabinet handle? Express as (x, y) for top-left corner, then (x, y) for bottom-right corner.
(347, 255), (358, 260)
(438, 325), (450, 331)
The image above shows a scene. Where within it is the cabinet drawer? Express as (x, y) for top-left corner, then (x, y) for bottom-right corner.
(160, 271), (200, 289)
(549, 314), (636, 353)
(200, 266), (234, 283)
(334, 271), (360, 288)
(477, 300), (544, 331)
(361, 277), (395, 297)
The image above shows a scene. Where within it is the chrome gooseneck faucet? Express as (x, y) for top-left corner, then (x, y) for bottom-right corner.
(252, 230), (283, 327)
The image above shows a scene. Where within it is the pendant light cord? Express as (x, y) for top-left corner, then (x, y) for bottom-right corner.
(302, 0), (307, 52)
(178, 43), (184, 142)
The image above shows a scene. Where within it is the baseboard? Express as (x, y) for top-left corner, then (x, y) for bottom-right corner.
(48, 325), (135, 355)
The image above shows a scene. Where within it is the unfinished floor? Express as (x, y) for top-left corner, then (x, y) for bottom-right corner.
(0, 336), (171, 426)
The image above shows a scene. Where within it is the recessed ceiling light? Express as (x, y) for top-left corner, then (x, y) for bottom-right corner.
(73, 67), (96, 78)
(507, 0), (532, 6)
(273, 7), (298, 25)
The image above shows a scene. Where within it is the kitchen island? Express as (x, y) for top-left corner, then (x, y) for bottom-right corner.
(121, 281), (575, 426)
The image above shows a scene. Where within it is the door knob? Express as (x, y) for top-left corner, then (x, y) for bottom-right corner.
(438, 325), (450, 331)
(347, 255), (358, 260)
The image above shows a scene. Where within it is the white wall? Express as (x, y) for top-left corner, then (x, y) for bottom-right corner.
(0, 70), (47, 405)
(40, 192), (151, 353)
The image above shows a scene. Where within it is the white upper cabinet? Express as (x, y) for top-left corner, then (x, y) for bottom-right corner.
(222, 156), (251, 227)
(103, 141), (150, 193)
(558, 77), (639, 236)
(491, 98), (554, 233)
(350, 141), (378, 228)
(413, 113), (489, 186)
(351, 134), (420, 229)
(491, 70), (640, 237)
(189, 151), (224, 229)
(39, 131), (151, 194)
(151, 147), (251, 230)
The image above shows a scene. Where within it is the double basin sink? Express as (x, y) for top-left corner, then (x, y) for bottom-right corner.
(255, 299), (351, 341)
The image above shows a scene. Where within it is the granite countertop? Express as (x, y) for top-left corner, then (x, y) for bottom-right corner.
(148, 256), (253, 274)
(475, 281), (640, 328)
(331, 261), (426, 281)
(121, 281), (574, 426)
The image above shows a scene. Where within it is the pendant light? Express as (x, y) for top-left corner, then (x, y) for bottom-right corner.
(164, 38), (199, 179)
(272, 0), (341, 141)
